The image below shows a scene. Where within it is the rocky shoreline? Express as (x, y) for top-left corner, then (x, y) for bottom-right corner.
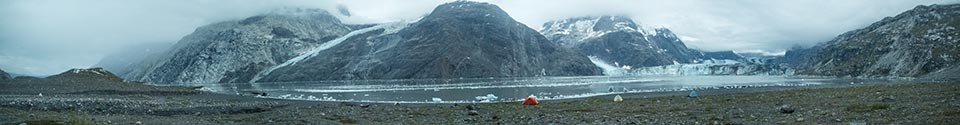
(1, 78), (957, 124)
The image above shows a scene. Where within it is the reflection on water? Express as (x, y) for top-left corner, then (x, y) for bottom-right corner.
(197, 75), (891, 103)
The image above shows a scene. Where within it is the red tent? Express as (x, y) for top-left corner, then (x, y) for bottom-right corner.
(522, 95), (539, 105)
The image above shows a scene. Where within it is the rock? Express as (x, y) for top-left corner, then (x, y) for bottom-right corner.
(466, 105), (479, 110)
(778, 105), (796, 114)
(359, 104), (371, 108)
(468, 110), (480, 116)
(849, 121), (867, 125)
(247, 91), (268, 96)
(879, 96), (895, 102)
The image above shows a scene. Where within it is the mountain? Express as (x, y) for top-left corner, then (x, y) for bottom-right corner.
(540, 15), (705, 69)
(0, 68), (197, 94)
(0, 68), (10, 80)
(703, 51), (744, 60)
(787, 4), (960, 78)
(124, 8), (356, 84)
(538, 16), (797, 76)
(95, 42), (173, 77)
(48, 68), (124, 82)
(121, 2), (601, 83)
(254, 1), (601, 82)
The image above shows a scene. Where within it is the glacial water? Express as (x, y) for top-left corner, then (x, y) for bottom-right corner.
(197, 75), (893, 103)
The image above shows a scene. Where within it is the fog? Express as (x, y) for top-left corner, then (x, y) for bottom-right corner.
(1, 0), (956, 75)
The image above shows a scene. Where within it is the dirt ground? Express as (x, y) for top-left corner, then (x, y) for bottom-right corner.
(1, 79), (958, 124)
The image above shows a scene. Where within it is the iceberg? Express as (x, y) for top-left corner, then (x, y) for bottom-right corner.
(475, 94), (499, 102)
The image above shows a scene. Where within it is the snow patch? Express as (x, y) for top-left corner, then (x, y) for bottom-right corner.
(588, 56), (628, 76)
(249, 21), (412, 83)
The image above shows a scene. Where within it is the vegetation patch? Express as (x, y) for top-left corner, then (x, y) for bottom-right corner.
(846, 103), (891, 112)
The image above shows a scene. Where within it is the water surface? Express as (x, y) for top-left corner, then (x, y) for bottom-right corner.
(198, 75), (890, 103)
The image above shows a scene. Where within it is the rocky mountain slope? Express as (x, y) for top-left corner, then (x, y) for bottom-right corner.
(0, 68), (10, 80)
(254, 1), (601, 82)
(540, 16), (705, 68)
(121, 2), (601, 84)
(787, 4), (960, 78)
(95, 42), (173, 77)
(0, 68), (197, 94)
(703, 51), (745, 60)
(123, 8), (356, 84)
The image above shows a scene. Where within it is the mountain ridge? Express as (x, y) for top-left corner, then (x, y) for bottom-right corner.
(786, 4), (960, 78)
(255, 1), (602, 82)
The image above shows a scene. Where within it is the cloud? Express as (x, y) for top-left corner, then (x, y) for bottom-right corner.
(1, 0), (957, 75)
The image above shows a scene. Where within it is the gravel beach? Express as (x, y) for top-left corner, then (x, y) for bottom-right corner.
(1, 73), (958, 124)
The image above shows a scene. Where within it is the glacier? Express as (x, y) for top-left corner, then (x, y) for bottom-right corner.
(588, 56), (629, 76)
(249, 21), (412, 83)
(629, 59), (794, 75)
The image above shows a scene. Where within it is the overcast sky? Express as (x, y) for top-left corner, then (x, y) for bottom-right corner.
(1, 0), (957, 75)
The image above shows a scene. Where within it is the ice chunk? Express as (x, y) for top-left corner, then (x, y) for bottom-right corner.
(475, 94), (499, 102)
(431, 98), (443, 102)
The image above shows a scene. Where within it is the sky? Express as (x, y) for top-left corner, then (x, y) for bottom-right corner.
(1, 0), (957, 76)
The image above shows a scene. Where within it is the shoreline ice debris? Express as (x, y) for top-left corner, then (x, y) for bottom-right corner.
(431, 98), (442, 102)
(475, 94), (499, 102)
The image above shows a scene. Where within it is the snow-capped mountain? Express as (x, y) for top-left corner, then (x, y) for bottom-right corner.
(786, 4), (960, 79)
(540, 16), (800, 76)
(123, 8), (356, 84)
(253, 1), (601, 82)
(49, 68), (124, 82)
(540, 15), (705, 69)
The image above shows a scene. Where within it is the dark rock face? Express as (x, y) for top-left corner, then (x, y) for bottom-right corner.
(703, 51), (745, 60)
(124, 9), (354, 84)
(540, 16), (705, 67)
(791, 4), (960, 78)
(0, 68), (10, 80)
(257, 1), (602, 82)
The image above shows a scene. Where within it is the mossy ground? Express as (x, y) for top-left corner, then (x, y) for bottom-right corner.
(2, 82), (958, 124)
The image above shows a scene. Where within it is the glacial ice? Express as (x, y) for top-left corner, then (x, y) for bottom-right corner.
(475, 94), (499, 102)
(588, 56), (629, 76)
(249, 21), (412, 83)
